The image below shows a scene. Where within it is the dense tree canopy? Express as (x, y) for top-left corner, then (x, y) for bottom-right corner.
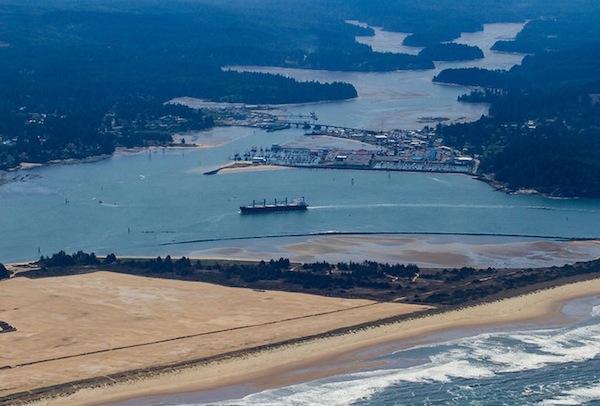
(0, 262), (10, 280)
(434, 11), (600, 197)
(1, 0), (599, 178)
(418, 43), (484, 61)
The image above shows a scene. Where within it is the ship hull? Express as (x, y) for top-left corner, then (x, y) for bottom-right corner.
(239, 203), (308, 214)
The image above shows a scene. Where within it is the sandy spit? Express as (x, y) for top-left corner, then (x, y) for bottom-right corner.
(2, 273), (600, 406)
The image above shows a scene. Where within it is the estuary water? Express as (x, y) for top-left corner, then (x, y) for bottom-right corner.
(2, 22), (600, 265)
(225, 22), (526, 130)
(4, 21), (600, 406)
(3, 148), (600, 265)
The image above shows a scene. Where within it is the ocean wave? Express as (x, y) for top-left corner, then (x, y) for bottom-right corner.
(198, 369), (405, 406)
(537, 382), (600, 405)
(195, 317), (600, 406)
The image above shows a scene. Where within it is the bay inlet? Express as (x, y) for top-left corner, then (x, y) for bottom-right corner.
(4, 22), (600, 406)
(2, 22), (600, 266)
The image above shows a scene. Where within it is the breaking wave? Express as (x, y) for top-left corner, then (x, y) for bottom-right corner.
(193, 304), (600, 406)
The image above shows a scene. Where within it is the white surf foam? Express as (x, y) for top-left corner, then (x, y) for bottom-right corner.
(196, 321), (600, 406)
(537, 382), (600, 405)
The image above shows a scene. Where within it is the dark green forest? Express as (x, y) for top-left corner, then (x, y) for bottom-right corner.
(1, 0), (599, 193)
(0, 262), (9, 279)
(433, 10), (600, 197)
(0, 1), (364, 169)
(418, 43), (483, 61)
(336, 0), (596, 46)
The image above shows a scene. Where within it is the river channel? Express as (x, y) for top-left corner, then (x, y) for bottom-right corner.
(2, 23), (600, 267)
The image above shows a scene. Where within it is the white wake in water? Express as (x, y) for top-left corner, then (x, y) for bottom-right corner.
(308, 202), (599, 213)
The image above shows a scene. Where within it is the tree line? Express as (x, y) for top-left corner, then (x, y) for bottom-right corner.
(4, 250), (598, 307)
(2, 0), (598, 175)
(433, 12), (600, 197)
(0, 3), (361, 169)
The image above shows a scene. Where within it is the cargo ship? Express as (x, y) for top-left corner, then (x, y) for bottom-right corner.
(239, 197), (308, 214)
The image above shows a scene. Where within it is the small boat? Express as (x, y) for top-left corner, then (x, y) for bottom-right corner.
(240, 197), (308, 214)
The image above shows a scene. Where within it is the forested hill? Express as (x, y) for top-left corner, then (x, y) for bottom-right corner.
(433, 10), (600, 198)
(0, 1), (364, 169)
(0, 0), (433, 170)
(337, 0), (596, 46)
(0, 0), (597, 171)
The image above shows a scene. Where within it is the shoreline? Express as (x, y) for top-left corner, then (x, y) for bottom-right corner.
(175, 233), (600, 269)
(475, 173), (577, 199)
(203, 161), (291, 175)
(4, 275), (600, 406)
(97, 280), (600, 405)
(0, 127), (588, 199)
(0, 125), (241, 173)
(4, 154), (113, 173)
(0, 155), (576, 200)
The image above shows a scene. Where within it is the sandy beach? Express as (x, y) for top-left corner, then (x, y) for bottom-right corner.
(186, 161), (290, 175)
(2, 269), (600, 406)
(0, 271), (427, 404)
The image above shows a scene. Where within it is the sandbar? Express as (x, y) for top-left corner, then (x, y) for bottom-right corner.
(190, 235), (600, 269)
(217, 163), (290, 174)
(188, 161), (290, 175)
(3, 270), (600, 406)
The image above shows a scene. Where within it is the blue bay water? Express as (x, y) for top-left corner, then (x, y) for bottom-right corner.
(2, 136), (600, 263)
(3, 22), (600, 406)
(2, 22), (560, 264)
